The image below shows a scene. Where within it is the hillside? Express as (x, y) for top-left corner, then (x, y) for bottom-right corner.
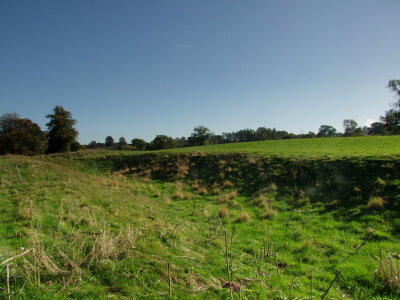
(166, 136), (400, 158)
(1, 143), (400, 298)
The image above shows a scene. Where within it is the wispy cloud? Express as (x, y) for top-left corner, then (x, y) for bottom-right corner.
(175, 43), (192, 53)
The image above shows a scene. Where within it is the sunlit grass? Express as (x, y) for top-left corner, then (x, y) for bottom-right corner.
(0, 154), (399, 299)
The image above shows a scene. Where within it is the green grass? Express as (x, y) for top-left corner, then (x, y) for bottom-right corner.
(166, 136), (400, 158)
(58, 136), (400, 160)
(0, 153), (400, 299)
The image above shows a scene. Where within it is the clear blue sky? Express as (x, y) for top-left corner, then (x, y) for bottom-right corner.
(1, 0), (399, 144)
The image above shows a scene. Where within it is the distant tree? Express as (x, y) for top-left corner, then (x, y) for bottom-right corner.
(235, 129), (257, 142)
(317, 125), (337, 137)
(381, 109), (400, 134)
(256, 127), (271, 140)
(87, 141), (98, 149)
(380, 80), (400, 134)
(150, 135), (176, 150)
(209, 134), (223, 144)
(343, 119), (359, 137)
(387, 79), (400, 106)
(222, 132), (237, 143)
(105, 136), (114, 147)
(174, 137), (189, 148)
(86, 141), (105, 149)
(131, 138), (147, 150)
(368, 122), (387, 135)
(275, 130), (291, 139)
(298, 131), (316, 139)
(188, 125), (213, 146)
(119, 137), (127, 146)
(46, 106), (79, 153)
(0, 113), (48, 155)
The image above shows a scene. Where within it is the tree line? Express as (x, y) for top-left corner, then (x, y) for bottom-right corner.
(0, 106), (79, 155)
(1, 80), (399, 155)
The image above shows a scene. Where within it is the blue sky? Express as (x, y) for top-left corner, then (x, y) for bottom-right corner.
(1, 0), (399, 144)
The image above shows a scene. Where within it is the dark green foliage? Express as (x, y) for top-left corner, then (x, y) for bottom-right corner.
(381, 109), (400, 134)
(317, 125), (337, 137)
(118, 137), (127, 146)
(188, 125), (213, 146)
(131, 138), (147, 150)
(0, 113), (48, 155)
(387, 79), (400, 102)
(380, 79), (400, 134)
(46, 106), (78, 153)
(105, 136), (114, 147)
(150, 135), (176, 150)
(87, 141), (105, 149)
(223, 127), (291, 143)
(343, 119), (364, 137)
(174, 136), (189, 148)
(368, 122), (388, 135)
(209, 134), (223, 144)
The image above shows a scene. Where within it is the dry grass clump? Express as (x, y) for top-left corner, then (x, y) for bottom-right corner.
(212, 186), (222, 195)
(253, 195), (272, 208)
(237, 211), (252, 223)
(228, 200), (241, 209)
(218, 206), (229, 219)
(163, 195), (172, 204)
(91, 226), (138, 263)
(217, 190), (238, 204)
(111, 179), (120, 187)
(254, 195), (277, 219)
(197, 187), (208, 195)
(176, 159), (190, 178)
(223, 180), (234, 188)
(174, 190), (185, 200)
(262, 207), (278, 219)
(248, 157), (257, 164)
(367, 196), (385, 209)
(374, 253), (400, 292)
(17, 197), (33, 220)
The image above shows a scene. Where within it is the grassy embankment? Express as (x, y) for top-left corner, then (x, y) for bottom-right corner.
(0, 136), (400, 299)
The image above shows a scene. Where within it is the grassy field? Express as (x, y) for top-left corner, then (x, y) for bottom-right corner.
(0, 153), (399, 299)
(167, 136), (400, 158)
(58, 136), (400, 160)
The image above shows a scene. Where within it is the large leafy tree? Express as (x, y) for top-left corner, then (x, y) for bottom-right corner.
(119, 137), (127, 146)
(105, 136), (114, 147)
(46, 106), (79, 153)
(317, 125), (337, 137)
(387, 79), (400, 105)
(150, 135), (176, 150)
(368, 122), (387, 135)
(381, 79), (400, 134)
(188, 125), (213, 146)
(0, 113), (48, 155)
(131, 138), (147, 150)
(343, 119), (363, 137)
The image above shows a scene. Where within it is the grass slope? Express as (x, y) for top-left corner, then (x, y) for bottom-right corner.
(0, 154), (399, 299)
(167, 136), (400, 158)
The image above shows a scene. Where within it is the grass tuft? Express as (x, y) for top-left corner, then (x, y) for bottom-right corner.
(367, 196), (385, 209)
